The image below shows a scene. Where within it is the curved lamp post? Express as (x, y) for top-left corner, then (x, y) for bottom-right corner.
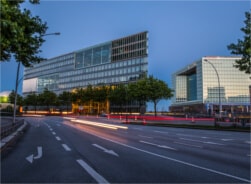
(204, 59), (222, 119)
(13, 32), (60, 123)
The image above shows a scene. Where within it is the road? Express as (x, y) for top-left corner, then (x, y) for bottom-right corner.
(1, 116), (250, 183)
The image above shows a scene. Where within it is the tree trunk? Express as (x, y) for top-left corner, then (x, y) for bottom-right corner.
(154, 101), (157, 117)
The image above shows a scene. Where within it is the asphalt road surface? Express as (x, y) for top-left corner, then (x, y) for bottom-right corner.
(1, 116), (250, 183)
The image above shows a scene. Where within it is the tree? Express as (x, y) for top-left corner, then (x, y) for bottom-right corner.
(128, 81), (148, 113)
(23, 92), (38, 113)
(146, 76), (173, 116)
(72, 88), (86, 106)
(134, 76), (173, 116)
(85, 84), (94, 114)
(1, 0), (48, 66)
(58, 91), (72, 113)
(108, 84), (127, 113)
(39, 88), (57, 112)
(227, 11), (251, 74)
(93, 86), (108, 114)
(8, 90), (23, 106)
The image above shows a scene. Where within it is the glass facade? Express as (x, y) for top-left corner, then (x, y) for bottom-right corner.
(75, 43), (111, 69)
(187, 74), (197, 101)
(22, 31), (148, 96)
(171, 57), (251, 113)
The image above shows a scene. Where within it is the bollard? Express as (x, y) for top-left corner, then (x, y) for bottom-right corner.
(191, 116), (195, 123)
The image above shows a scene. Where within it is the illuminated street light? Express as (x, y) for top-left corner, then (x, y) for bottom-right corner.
(13, 32), (60, 123)
(204, 59), (222, 121)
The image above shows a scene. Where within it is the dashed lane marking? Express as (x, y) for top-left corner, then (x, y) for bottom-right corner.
(62, 144), (71, 151)
(77, 159), (109, 183)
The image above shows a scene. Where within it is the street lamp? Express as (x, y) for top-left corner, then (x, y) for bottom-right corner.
(41, 32), (60, 36)
(204, 59), (222, 119)
(13, 32), (60, 123)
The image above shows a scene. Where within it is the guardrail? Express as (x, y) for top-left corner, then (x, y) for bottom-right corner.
(1, 120), (24, 139)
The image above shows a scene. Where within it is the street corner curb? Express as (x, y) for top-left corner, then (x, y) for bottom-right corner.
(0, 121), (29, 153)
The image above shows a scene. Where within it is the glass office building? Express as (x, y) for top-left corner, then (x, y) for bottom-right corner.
(23, 31), (148, 96)
(170, 56), (251, 114)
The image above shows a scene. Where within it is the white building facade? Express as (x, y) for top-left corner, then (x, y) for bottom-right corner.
(170, 56), (251, 114)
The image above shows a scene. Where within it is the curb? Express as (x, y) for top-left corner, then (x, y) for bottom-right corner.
(121, 121), (251, 132)
(0, 121), (29, 152)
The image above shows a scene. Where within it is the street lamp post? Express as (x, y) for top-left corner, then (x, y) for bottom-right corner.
(204, 59), (222, 121)
(13, 32), (60, 123)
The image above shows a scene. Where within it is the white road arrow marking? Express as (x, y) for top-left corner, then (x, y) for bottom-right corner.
(140, 140), (177, 150)
(92, 144), (119, 157)
(26, 146), (43, 163)
(26, 154), (34, 163)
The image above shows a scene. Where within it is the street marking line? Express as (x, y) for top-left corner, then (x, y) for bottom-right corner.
(77, 159), (109, 184)
(65, 121), (250, 183)
(245, 141), (251, 144)
(154, 130), (168, 134)
(201, 137), (208, 139)
(140, 140), (177, 150)
(221, 139), (233, 141)
(174, 141), (202, 148)
(204, 141), (224, 145)
(62, 144), (71, 151)
(180, 138), (224, 146)
(55, 136), (61, 141)
(138, 135), (152, 139)
(52, 132), (56, 135)
(92, 144), (119, 157)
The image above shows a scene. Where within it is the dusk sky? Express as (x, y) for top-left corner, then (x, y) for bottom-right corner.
(0, 0), (249, 111)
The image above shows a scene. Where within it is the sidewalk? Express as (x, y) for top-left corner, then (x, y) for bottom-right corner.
(109, 115), (250, 131)
(0, 117), (29, 153)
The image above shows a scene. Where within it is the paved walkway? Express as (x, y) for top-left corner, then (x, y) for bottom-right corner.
(1, 117), (28, 152)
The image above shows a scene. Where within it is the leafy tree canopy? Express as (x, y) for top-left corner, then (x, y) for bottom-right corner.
(1, 0), (48, 66)
(227, 11), (251, 74)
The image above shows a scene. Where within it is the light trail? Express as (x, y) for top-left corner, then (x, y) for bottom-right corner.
(70, 119), (128, 130)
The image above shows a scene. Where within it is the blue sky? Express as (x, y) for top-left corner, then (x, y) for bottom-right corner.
(0, 0), (249, 111)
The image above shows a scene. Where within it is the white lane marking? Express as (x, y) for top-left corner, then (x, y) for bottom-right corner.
(140, 140), (177, 150)
(55, 136), (61, 141)
(52, 132), (56, 135)
(203, 142), (224, 146)
(177, 133), (199, 138)
(138, 135), (152, 139)
(245, 141), (251, 144)
(174, 141), (202, 148)
(221, 139), (233, 141)
(77, 159), (109, 184)
(180, 138), (224, 146)
(154, 130), (168, 134)
(92, 144), (119, 157)
(65, 121), (250, 183)
(62, 144), (71, 151)
(205, 132), (231, 136)
(201, 137), (208, 139)
(49, 128), (53, 131)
